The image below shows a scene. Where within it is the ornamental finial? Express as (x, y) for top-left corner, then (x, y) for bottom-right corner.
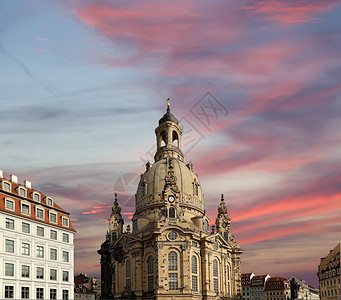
(167, 97), (170, 112)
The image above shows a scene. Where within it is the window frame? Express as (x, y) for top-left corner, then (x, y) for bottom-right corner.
(50, 248), (57, 261)
(63, 270), (69, 282)
(19, 187), (27, 197)
(36, 207), (45, 220)
(63, 233), (69, 243)
(36, 267), (44, 279)
(5, 198), (15, 211)
(21, 242), (30, 256)
(22, 222), (30, 233)
(2, 180), (11, 192)
(5, 218), (14, 230)
(21, 202), (31, 215)
(50, 230), (57, 240)
(21, 265), (30, 278)
(37, 226), (44, 237)
(62, 216), (69, 227)
(63, 251), (69, 263)
(5, 239), (14, 253)
(49, 211), (57, 223)
(5, 262), (15, 276)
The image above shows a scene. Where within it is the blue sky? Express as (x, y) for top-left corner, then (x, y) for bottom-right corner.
(1, 0), (341, 287)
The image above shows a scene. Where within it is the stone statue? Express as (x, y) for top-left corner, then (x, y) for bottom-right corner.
(290, 278), (299, 300)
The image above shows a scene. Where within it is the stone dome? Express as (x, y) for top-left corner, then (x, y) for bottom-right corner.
(136, 157), (203, 213)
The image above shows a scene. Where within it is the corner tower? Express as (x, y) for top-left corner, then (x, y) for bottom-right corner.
(99, 101), (243, 300)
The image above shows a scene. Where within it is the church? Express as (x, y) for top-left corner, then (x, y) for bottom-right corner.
(98, 103), (243, 299)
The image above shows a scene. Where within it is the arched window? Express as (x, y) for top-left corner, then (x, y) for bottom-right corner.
(213, 259), (218, 293)
(147, 255), (154, 292)
(147, 256), (154, 274)
(168, 251), (178, 271)
(204, 219), (209, 232)
(172, 131), (179, 147)
(126, 260), (131, 277)
(169, 207), (175, 218)
(191, 256), (197, 274)
(161, 131), (167, 147)
(191, 255), (198, 292)
(142, 182), (147, 197)
(126, 259), (132, 292)
(112, 232), (117, 241)
(194, 183), (198, 196)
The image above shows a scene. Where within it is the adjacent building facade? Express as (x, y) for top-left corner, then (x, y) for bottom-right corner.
(99, 106), (243, 299)
(264, 277), (290, 300)
(0, 171), (75, 299)
(318, 243), (340, 300)
(249, 274), (270, 300)
(241, 273), (254, 300)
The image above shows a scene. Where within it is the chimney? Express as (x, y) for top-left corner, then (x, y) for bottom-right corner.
(10, 174), (18, 184)
(24, 180), (32, 189)
(0, 170), (3, 178)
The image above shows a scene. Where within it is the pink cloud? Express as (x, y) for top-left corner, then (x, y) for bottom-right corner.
(37, 37), (49, 40)
(242, 0), (340, 24)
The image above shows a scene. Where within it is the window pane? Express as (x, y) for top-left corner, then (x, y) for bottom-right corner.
(36, 267), (44, 279)
(22, 222), (30, 233)
(36, 288), (44, 299)
(50, 213), (56, 222)
(213, 259), (218, 277)
(19, 188), (26, 197)
(36, 246), (44, 258)
(62, 217), (69, 226)
(6, 218), (14, 229)
(4, 182), (11, 191)
(63, 251), (69, 262)
(148, 275), (154, 291)
(50, 248), (57, 260)
(192, 275), (198, 292)
(34, 193), (40, 201)
(36, 208), (44, 219)
(168, 251), (178, 271)
(169, 273), (178, 290)
(50, 230), (57, 240)
(192, 256), (197, 274)
(22, 265), (30, 278)
(50, 269), (57, 280)
(22, 204), (30, 214)
(5, 263), (14, 276)
(63, 233), (69, 243)
(22, 243), (30, 255)
(5, 286), (14, 299)
(37, 226), (44, 237)
(50, 289), (57, 300)
(147, 256), (154, 274)
(63, 271), (69, 282)
(62, 290), (69, 300)
(6, 199), (14, 210)
(5, 239), (14, 253)
(21, 287), (29, 299)
(126, 260), (131, 277)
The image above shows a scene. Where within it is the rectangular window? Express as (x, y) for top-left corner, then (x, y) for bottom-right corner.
(148, 275), (154, 292)
(5, 199), (14, 210)
(5, 286), (14, 299)
(50, 248), (57, 260)
(62, 217), (69, 226)
(50, 230), (57, 240)
(36, 288), (44, 299)
(50, 212), (57, 223)
(5, 239), (14, 253)
(22, 265), (30, 278)
(36, 208), (44, 219)
(169, 273), (178, 290)
(36, 245), (44, 258)
(36, 267), (44, 279)
(63, 270), (69, 282)
(22, 242), (30, 255)
(37, 226), (44, 237)
(62, 290), (69, 300)
(214, 278), (219, 293)
(50, 289), (57, 300)
(22, 222), (30, 233)
(50, 269), (57, 280)
(63, 251), (69, 262)
(192, 275), (198, 292)
(6, 218), (14, 229)
(22, 203), (30, 214)
(19, 188), (26, 197)
(63, 233), (69, 243)
(5, 263), (14, 276)
(21, 287), (29, 299)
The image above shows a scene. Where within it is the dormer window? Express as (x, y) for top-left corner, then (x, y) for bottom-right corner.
(36, 207), (44, 219)
(19, 187), (26, 197)
(49, 212), (57, 223)
(3, 181), (11, 192)
(21, 203), (30, 215)
(46, 197), (53, 206)
(62, 216), (69, 227)
(33, 192), (41, 202)
(5, 198), (15, 211)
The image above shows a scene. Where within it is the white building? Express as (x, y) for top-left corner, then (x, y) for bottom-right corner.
(0, 170), (75, 299)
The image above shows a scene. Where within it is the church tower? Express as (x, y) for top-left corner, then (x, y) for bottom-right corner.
(99, 102), (243, 300)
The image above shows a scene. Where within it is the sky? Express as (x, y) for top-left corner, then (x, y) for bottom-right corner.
(1, 0), (341, 288)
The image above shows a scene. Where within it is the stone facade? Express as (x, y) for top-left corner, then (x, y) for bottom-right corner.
(318, 243), (340, 300)
(98, 106), (243, 299)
